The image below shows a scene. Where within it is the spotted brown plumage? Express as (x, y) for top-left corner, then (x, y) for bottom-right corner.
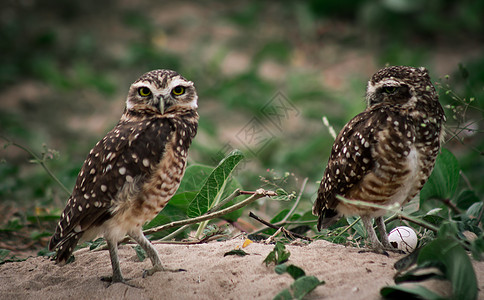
(49, 69), (199, 283)
(313, 66), (445, 251)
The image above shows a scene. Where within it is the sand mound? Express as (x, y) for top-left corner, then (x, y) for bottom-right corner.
(1, 238), (483, 299)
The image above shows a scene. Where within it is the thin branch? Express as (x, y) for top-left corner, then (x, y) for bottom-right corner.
(280, 220), (318, 225)
(276, 177), (308, 225)
(460, 171), (473, 191)
(248, 211), (312, 241)
(336, 195), (439, 232)
(336, 217), (361, 237)
(397, 214), (438, 232)
(160, 224), (190, 241)
(1, 136), (71, 195)
(139, 189), (276, 239)
(438, 198), (462, 215)
(206, 188), (243, 214)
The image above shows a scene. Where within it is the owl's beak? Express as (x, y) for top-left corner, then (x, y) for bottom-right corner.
(158, 96), (165, 114)
(158, 96), (175, 114)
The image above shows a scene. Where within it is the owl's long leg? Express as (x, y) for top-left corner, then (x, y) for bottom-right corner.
(375, 216), (393, 249)
(129, 229), (185, 278)
(103, 238), (125, 283)
(361, 216), (384, 251)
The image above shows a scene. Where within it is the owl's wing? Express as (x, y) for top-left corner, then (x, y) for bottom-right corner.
(313, 109), (384, 229)
(49, 117), (175, 256)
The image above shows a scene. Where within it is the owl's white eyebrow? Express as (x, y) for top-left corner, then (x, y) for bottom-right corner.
(170, 78), (193, 88)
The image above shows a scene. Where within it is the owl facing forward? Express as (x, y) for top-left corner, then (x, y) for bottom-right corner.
(313, 66), (445, 251)
(49, 69), (199, 283)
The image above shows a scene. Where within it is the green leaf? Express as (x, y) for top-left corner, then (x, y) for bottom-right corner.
(274, 276), (324, 300)
(394, 264), (445, 284)
(270, 209), (290, 223)
(272, 188), (296, 201)
(291, 276), (324, 299)
(0, 249), (11, 263)
(420, 149), (460, 205)
(273, 289), (292, 300)
(381, 285), (445, 300)
(264, 242), (291, 266)
(88, 238), (105, 250)
(455, 190), (480, 210)
(223, 249), (248, 257)
(187, 150), (244, 218)
(37, 248), (56, 257)
(466, 202), (484, 225)
(177, 165), (213, 193)
(417, 236), (478, 300)
(275, 264), (306, 280)
(470, 235), (484, 260)
(346, 216), (366, 238)
(132, 245), (146, 262)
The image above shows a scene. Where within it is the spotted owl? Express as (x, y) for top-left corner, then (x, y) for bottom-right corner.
(312, 66), (445, 251)
(49, 69), (199, 283)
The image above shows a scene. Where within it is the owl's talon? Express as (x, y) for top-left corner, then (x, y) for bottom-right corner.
(142, 265), (186, 278)
(101, 275), (140, 288)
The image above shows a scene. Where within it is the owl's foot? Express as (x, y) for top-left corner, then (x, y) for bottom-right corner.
(142, 264), (187, 278)
(358, 245), (405, 256)
(101, 275), (141, 288)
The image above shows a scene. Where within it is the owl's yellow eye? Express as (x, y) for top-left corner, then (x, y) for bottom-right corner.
(138, 87), (151, 97)
(383, 86), (398, 94)
(172, 86), (185, 96)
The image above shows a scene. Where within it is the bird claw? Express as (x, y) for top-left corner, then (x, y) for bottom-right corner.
(101, 275), (140, 288)
(358, 246), (405, 256)
(142, 265), (186, 278)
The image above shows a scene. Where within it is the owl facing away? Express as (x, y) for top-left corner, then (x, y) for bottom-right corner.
(49, 69), (199, 283)
(313, 66), (445, 251)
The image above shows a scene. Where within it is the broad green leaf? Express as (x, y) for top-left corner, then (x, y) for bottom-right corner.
(223, 249), (248, 257)
(422, 213), (445, 227)
(394, 265), (445, 284)
(167, 191), (198, 211)
(273, 289), (292, 300)
(381, 285), (445, 300)
(144, 213), (172, 230)
(288, 276), (324, 300)
(177, 164), (213, 193)
(420, 149), (460, 205)
(346, 217), (366, 238)
(275, 264), (306, 280)
(187, 150), (244, 218)
(286, 265), (306, 280)
(270, 209), (290, 223)
(418, 236), (478, 300)
(455, 190), (479, 210)
(273, 276), (324, 300)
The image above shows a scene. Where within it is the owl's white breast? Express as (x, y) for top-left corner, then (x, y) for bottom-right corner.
(387, 145), (420, 207)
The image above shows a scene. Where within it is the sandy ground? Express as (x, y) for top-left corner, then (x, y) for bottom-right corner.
(0, 238), (483, 300)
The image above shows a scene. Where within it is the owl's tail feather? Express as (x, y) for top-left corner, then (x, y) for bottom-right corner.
(316, 209), (341, 231)
(49, 232), (82, 264)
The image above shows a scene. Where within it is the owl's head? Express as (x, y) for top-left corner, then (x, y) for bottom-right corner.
(126, 69), (198, 114)
(366, 66), (436, 109)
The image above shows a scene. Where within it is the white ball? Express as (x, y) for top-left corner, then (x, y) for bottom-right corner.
(388, 226), (418, 253)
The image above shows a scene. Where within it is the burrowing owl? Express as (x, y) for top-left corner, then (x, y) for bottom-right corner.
(313, 66), (445, 251)
(49, 69), (199, 283)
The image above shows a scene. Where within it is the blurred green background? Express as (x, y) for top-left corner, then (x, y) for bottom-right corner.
(1, 0), (483, 256)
